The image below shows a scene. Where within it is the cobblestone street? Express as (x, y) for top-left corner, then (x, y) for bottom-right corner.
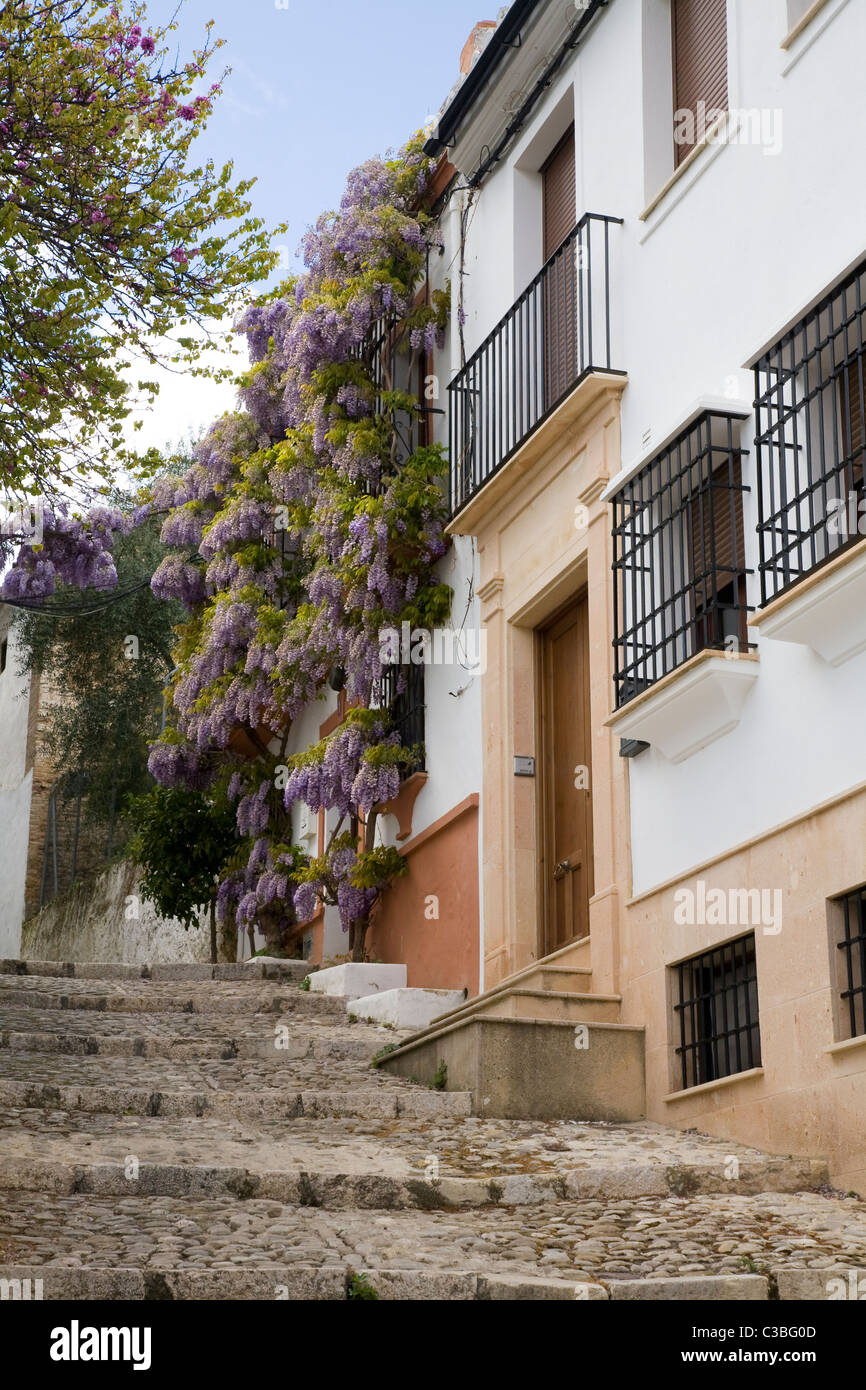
(0, 959), (864, 1300)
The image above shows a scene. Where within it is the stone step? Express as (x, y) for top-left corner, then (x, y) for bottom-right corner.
(534, 966), (595, 993)
(0, 1107), (828, 1207)
(391, 941), (595, 1041)
(0, 1264), (785, 1301)
(0, 1263), (784, 1300)
(379, 1015), (647, 1121)
(0, 1059), (468, 1122)
(0, 959), (312, 982)
(0, 1025), (382, 1062)
(0, 981), (343, 1018)
(0, 1049), (407, 1092)
(482, 990), (622, 1023)
(0, 1189), (862, 1296)
(0, 1080), (467, 1122)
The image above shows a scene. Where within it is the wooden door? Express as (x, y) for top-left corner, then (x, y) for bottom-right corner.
(539, 595), (594, 956)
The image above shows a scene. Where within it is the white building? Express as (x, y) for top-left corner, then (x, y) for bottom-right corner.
(379, 0), (866, 1191)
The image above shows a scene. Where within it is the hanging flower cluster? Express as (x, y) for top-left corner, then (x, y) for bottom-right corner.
(4, 133), (452, 953)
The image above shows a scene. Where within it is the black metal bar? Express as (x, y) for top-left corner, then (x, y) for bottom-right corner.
(448, 213), (623, 515)
(674, 933), (761, 1088)
(754, 253), (866, 603)
(610, 411), (753, 708)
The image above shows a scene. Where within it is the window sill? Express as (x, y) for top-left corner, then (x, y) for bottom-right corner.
(605, 650), (760, 765)
(750, 534), (866, 667)
(781, 0), (851, 74)
(376, 770), (428, 842)
(639, 112), (729, 235)
(664, 1066), (764, 1104)
(783, 0), (833, 46)
(824, 1033), (866, 1059)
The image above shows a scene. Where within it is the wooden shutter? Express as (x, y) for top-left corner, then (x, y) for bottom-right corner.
(691, 456), (744, 588)
(842, 359), (866, 483)
(542, 127), (576, 262)
(672, 0), (728, 167)
(690, 455), (747, 652)
(542, 127), (577, 408)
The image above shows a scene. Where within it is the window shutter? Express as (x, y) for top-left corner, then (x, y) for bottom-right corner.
(843, 358), (866, 466)
(542, 127), (576, 262)
(672, 0), (728, 167)
(691, 455), (745, 591)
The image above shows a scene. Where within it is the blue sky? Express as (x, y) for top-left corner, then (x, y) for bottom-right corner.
(132, 0), (488, 450)
(149, 0), (487, 270)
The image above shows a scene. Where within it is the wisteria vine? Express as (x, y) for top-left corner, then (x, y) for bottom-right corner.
(3, 133), (452, 958)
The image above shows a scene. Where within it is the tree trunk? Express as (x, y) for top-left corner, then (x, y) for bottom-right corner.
(209, 893), (217, 966)
(350, 807), (379, 962)
(351, 918), (367, 963)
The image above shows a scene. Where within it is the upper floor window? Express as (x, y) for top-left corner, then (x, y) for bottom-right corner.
(611, 411), (753, 707)
(672, 0), (728, 166)
(541, 126), (576, 262)
(541, 127), (578, 409)
(753, 255), (866, 605)
(376, 661), (426, 778)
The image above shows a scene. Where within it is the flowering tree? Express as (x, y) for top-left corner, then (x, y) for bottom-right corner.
(0, 0), (275, 500)
(3, 135), (453, 963)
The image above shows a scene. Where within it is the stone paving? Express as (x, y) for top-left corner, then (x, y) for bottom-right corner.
(0, 961), (864, 1300)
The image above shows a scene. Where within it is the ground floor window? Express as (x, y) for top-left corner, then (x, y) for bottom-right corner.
(672, 934), (762, 1090)
(830, 886), (866, 1041)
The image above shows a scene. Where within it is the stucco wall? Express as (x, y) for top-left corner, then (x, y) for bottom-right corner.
(21, 861), (210, 964)
(448, 0), (866, 894)
(0, 611), (34, 958)
(366, 796), (480, 994)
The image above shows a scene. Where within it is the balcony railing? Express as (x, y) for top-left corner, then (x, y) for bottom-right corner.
(611, 411), (754, 709)
(754, 254), (866, 605)
(449, 212), (623, 515)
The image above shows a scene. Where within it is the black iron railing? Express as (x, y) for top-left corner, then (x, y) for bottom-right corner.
(835, 886), (866, 1041)
(449, 212), (623, 515)
(611, 411), (754, 709)
(674, 934), (762, 1090)
(754, 254), (866, 605)
(352, 307), (435, 491)
(377, 661), (425, 777)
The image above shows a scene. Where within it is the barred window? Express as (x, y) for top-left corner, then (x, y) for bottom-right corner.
(376, 662), (426, 779)
(673, 934), (762, 1090)
(611, 410), (753, 708)
(830, 886), (866, 1042)
(754, 255), (866, 605)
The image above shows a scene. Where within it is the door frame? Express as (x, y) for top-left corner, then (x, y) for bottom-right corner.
(535, 587), (593, 961)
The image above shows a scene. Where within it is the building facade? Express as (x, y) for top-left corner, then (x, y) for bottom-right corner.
(386, 0), (865, 1191)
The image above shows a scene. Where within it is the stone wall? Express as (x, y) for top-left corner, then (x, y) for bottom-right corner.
(21, 860), (211, 964)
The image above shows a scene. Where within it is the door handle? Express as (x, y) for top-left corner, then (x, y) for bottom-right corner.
(553, 859), (571, 880)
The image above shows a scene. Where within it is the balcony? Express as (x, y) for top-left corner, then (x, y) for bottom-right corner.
(750, 254), (866, 665)
(606, 409), (760, 763)
(448, 212), (624, 517)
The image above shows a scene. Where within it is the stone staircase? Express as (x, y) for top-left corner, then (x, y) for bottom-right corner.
(378, 935), (648, 1122)
(0, 957), (864, 1301)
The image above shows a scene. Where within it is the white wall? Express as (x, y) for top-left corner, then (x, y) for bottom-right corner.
(0, 613), (33, 958)
(21, 861), (211, 964)
(452, 0), (866, 894)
